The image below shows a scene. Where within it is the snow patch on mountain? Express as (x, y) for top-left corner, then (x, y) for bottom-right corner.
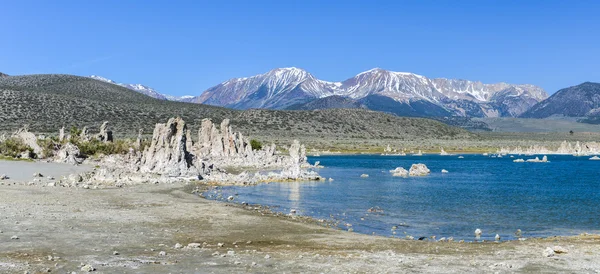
(89, 75), (189, 101)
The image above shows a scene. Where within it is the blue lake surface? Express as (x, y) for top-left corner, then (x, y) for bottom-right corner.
(207, 154), (600, 241)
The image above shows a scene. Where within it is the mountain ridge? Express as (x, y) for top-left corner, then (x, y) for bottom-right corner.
(0, 73), (473, 144)
(520, 82), (600, 119)
(192, 67), (548, 118)
(89, 75), (193, 102)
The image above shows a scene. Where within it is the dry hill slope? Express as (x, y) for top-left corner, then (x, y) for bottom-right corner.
(0, 74), (473, 142)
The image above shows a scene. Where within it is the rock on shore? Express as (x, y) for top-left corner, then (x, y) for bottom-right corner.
(499, 141), (600, 156)
(12, 125), (43, 158)
(76, 117), (321, 187)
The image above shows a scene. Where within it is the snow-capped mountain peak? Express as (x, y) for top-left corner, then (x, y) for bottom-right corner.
(90, 75), (116, 84)
(89, 75), (191, 102)
(192, 67), (548, 117)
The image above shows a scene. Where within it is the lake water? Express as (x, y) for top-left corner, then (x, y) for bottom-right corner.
(206, 154), (600, 241)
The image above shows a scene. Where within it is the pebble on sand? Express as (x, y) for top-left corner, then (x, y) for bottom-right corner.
(543, 247), (555, 257)
(81, 264), (95, 272)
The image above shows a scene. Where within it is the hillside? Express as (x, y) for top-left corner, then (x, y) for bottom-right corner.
(0, 74), (473, 143)
(0, 72), (8, 77)
(90, 75), (194, 101)
(474, 117), (600, 133)
(286, 95), (365, 110)
(520, 82), (600, 119)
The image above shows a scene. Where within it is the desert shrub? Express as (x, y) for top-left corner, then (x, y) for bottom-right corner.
(250, 139), (263, 150)
(0, 137), (33, 158)
(37, 138), (59, 158)
(76, 139), (131, 157)
(139, 139), (151, 152)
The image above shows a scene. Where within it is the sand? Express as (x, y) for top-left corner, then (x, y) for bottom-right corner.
(1, 160), (600, 273)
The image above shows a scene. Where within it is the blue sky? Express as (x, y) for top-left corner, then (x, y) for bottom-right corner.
(1, 0), (598, 96)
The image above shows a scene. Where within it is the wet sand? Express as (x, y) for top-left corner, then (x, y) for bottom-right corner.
(0, 160), (92, 182)
(1, 161), (600, 273)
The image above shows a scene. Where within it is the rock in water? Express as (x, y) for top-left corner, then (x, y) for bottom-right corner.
(589, 156), (600, 161)
(526, 156), (549, 163)
(409, 164), (430, 176)
(389, 167), (408, 177)
(139, 117), (197, 176)
(515, 229), (522, 238)
(474, 228), (482, 240)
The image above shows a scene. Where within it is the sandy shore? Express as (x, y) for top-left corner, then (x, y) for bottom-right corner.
(1, 161), (600, 273)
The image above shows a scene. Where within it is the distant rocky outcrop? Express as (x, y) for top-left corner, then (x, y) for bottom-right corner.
(134, 129), (143, 150)
(192, 118), (306, 169)
(11, 125), (43, 158)
(55, 142), (82, 165)
(526, 156), (549, 163)
(138, 117), (197, 177)
(80, 117), (321, 187)
(499, 141), (600, 156)
(59, 126), (65, 142)
(79, 126), (91, 142)
(96, 121), (113, 142)
(0, 72), (8, 77)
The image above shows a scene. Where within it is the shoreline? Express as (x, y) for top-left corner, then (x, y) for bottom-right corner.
(199, 182), (600, 243)
(1, 161), (600, 272)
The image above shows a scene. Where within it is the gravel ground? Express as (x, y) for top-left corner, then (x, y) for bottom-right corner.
(1, 160), (600, 273)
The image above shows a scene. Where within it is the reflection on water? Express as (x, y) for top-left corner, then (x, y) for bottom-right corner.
(209, 154), (600, 241)
(288, 182), (300, 210)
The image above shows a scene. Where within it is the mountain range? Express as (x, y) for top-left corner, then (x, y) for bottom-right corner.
(90, 68), (548, 118)
(0, 73), (470, 143)
(53, 70), (600, 123)
(89, 75), (194, 102)
(521, 82), (600, 120)
(191, 67), (548, 118)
